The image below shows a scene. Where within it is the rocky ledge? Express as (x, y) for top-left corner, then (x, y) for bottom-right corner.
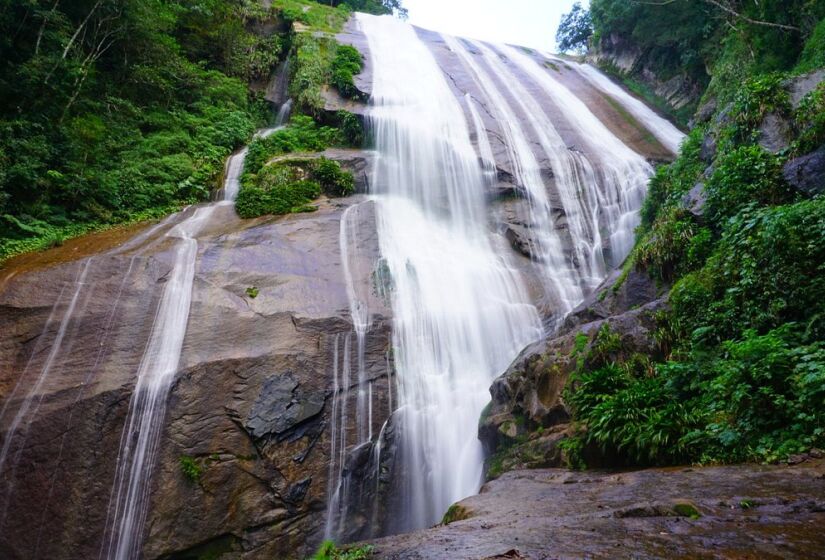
(364, 458), (825, 559)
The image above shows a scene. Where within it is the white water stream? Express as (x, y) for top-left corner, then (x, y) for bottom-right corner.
(356, 13), (543, 531)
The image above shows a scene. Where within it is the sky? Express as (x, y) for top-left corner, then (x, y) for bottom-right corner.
(403, 0), (589, 52)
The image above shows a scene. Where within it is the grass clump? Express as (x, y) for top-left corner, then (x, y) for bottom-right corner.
(310, 540), (373, 560)
(179, 456), (203, 483)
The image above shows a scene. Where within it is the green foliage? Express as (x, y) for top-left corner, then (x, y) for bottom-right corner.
(179, 456), (203, 483)
(336, 110), (365, 147)
(289, 34), (336, 115)
(236, 176), (320, 218)
(310, 541), (373, 560)
(672, 199), (825, 342)
(635, 207), (711, 282)
(705, 146), (794, 226)
(796, 17), (825, 73)
(793, 82), (825, 156)
(0, 0), (280, 262)
(556, 2), (592, 54)
(246, 286), (259, 298)
(244, 116), (341, 179)
(331, 45), (364, 99)
(315, 158), (355, 196)
(273, 0), (351, 33)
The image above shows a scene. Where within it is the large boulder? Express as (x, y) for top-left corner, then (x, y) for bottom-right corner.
(783, 146), (825, 196)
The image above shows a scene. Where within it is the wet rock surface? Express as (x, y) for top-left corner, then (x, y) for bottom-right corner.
(478, 259), (667, 476)
(363, 459), (825, 559)
(0, 195), (393, 560)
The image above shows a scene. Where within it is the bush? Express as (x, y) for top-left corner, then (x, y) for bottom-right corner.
(705, 146), (794, 226)
(235, 178), (320, 219)
(331, 45), (364, 99)
(244, 116), (342, 181)
(314, 157), (355, 196)
(635, 207), (711, 282)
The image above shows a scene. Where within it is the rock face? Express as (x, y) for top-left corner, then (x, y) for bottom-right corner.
(363, 459), (825, 559)
(0, 196), (392, 560)
(589, 33), (703, 113)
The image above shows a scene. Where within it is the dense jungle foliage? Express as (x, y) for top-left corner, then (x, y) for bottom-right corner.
(558, 1), (825, 467)
(0, 0), (376, 262)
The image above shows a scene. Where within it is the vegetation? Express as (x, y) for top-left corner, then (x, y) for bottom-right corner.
(0, 0), (286, 262)
(556, 2), (592, 54)
(310, 541), (373, 560)
(179, 455), (203, 483)
(0, 0), (380, 263)
(556, 5), (825, 469)
(331, 45), (365, 99)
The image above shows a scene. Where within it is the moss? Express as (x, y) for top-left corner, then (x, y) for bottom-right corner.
(672, 501), (702, 519)
(795, 17), (825, 74)
(245, 286), (259, 298)
(311, 541), (373, 560)
(441, 503), (472, 525)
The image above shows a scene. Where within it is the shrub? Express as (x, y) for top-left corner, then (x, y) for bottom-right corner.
(635, 207), (710, 282)
(705, 146), (794, 226)
(235, 178), (320, 219)
(331, 45), (364, 99)
(314, 158), (355, 196)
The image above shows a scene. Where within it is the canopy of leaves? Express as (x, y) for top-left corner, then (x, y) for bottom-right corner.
(0, 0), (282, 260)
(556, 2), (593, 54)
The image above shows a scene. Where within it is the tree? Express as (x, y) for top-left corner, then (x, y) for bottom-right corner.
(556, 2), (593, 53)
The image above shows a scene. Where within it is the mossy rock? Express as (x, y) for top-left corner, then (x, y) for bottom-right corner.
(441, 503), (472, 525)
(672, 501), (702, 519)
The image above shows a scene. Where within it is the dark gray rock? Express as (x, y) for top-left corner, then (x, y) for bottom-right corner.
(245, 374), (325, 440)
(694, 97), (718, 124)
(362, 460), (825, 560)
(700, 133), (717, 163)
(783, 146), (825, 196)
(789, 69), (825, 109)
(758, 113), (792, 153)
(682, 182), (707, 219)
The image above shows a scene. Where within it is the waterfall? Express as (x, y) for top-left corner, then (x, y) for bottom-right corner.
(101, 205), (215, 560)
(494, 44), (653, 263)
(101, 125), (268, 558)
(567, 60), (685, 155)
(356, 13), (543, 532)
(0, 259), (91, 516)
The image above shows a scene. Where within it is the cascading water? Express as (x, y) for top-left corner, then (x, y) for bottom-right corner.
(494, 43), (654, 263)
(444, 34), (585, 313)
(567, 60), (685, 155)
(355, 13), (543, 532)
(0, 259), (91, 515)
(101, 205), (215, 560)
(101, 118), (277, 557)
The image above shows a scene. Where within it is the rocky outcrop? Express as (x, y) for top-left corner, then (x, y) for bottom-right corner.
(0, 194), (393, 560)
(361, 458), (825, 559)
(479, 265), (667, 475)
(589, 33), (703, 114)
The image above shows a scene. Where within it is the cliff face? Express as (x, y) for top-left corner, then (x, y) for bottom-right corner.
(0, 194), (391, 560)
